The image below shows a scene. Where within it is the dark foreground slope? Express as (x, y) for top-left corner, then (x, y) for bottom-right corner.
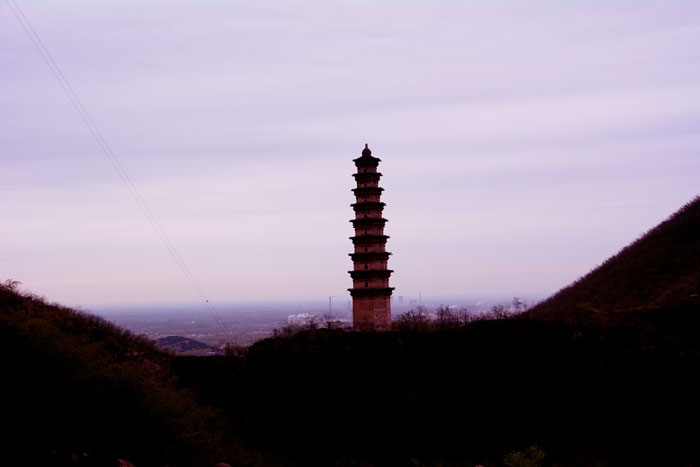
(173, 316), (700, 467)
(4, 276), (699, 466)
(533, 196), (700, 319)
(0, 281), (231, 466)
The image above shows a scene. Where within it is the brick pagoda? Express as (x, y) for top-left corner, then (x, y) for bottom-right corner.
(349, 144), (394, 331)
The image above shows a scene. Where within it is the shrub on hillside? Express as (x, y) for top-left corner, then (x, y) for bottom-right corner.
(0, 281), (230, 466)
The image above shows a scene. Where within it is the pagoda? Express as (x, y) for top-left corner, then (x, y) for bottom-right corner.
(348, 144), (394, 331)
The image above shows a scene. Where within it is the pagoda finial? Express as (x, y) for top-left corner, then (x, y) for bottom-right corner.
(362, 143), (371, 156)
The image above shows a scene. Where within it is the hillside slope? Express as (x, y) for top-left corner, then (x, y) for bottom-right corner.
(533, 196), (700, 318)
(0, 281), (226, 466)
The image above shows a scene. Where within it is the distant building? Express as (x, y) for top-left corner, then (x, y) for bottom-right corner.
(348, 144), (394, 331)
(287, 313), (314, 326)
(398, 296), (404, 305)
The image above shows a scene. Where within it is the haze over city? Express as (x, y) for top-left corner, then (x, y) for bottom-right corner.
(2, 1), (699, 308)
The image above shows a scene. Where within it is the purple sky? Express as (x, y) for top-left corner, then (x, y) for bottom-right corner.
(2, 1), (700, 307)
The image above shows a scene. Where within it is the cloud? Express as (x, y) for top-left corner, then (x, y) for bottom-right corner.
(2, 0), (699, 305)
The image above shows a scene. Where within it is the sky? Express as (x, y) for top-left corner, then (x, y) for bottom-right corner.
(2, 0), (699, 308)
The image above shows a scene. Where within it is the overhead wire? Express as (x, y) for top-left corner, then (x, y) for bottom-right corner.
(5, 0), (233, 341)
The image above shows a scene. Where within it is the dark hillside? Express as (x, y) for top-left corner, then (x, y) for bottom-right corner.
(532, 196), (700, 318)
(0, 281), (227, 466)
(172, 315), (700, 466)
(4, 278), (699, 465)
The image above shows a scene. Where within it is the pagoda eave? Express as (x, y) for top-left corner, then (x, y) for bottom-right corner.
(349, 252), (392, 260)
(352, 172), (383, 181)
(348, 287), (395, 298)
(353, 155), (382, 164)
(350, 218), (387, 227)
(351, 202), (386, 210)
(349, 270), (394, 279)
(352, 187), (384, 194)
(350, 235), (389, 243)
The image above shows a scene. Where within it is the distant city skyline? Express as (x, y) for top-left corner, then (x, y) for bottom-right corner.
(2, 1), (699, 308)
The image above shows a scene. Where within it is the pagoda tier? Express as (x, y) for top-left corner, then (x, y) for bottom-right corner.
(348, 144), (393, 331)
(352, 172), (382, 186)
(351, 260), (389, 269)
(353, 191), (383, 203)
(350, 278), (392, 289)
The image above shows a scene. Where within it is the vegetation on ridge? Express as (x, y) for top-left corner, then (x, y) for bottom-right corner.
(532, 195), (700, 319)
(172, 311), (700, 466)
(0, 280), (231, 466)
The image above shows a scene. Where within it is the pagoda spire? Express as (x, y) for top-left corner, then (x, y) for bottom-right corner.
(348, 144), (394, 331)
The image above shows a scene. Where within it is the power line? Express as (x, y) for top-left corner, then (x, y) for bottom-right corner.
(5, 0), (233, 341)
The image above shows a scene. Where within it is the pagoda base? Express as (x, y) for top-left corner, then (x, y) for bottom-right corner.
(351, 294), (391, 332)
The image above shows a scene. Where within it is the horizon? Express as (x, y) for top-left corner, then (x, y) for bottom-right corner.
(86, 292), (538, 313)
(2, 1), (699, 307)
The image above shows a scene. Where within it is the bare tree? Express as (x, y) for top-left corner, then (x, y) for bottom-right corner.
(321, 311), (340, 329)
(436, 305), (460, 329)
(489, 303), (512, 320)
(392, 309), (431, 332)
(1, 279), (22, 292)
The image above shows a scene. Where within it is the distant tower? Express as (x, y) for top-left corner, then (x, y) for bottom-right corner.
(349, 144), (394, 331)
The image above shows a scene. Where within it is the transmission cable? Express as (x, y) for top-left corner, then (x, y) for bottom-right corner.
(5, 0), (233, 341)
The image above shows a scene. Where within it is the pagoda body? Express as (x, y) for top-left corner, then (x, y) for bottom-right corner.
(348, 144), (394, 331)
